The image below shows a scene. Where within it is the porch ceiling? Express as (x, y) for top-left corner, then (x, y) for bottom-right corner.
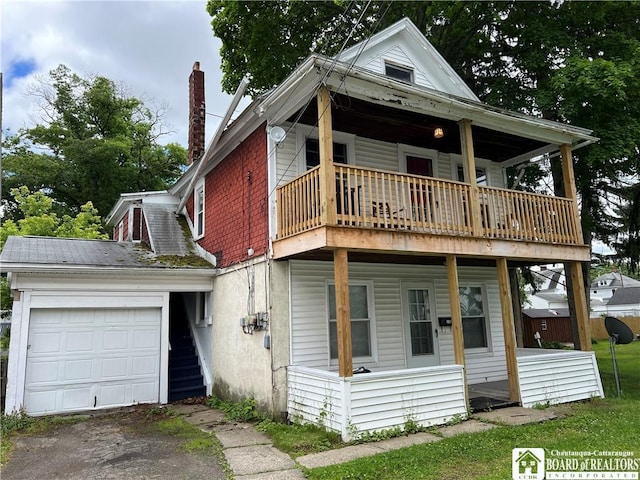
(289, 94), (547, 162)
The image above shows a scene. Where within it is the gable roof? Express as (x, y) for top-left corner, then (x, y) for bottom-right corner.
(336, 17), (478, 100)
(172, 18), (598, 207)
(591, 272), (640, 289)
(0, 236), (214, 274)
(143, 203), (193, 256)
(106, 191), (200, 257)
(607, 286), (640, 306)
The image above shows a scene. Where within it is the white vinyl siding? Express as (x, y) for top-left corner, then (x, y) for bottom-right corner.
(288, 364), (466, 441)
(517, 350), (604, 407)
(273, 125), (505, 191)
(364, 46), (433, 89)
(289, 260), (507, 384)
(355, 137), (399, 171)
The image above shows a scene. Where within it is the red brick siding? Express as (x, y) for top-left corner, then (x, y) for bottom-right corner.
(197, 124), (268, 267)
(119, 211), (130, 240)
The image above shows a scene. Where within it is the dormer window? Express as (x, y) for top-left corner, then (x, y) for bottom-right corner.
(385, 62), (414, 83)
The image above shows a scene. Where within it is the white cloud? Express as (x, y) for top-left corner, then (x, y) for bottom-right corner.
(1, 0), (245, 147)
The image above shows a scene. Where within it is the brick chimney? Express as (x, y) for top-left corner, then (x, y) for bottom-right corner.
(188, 61), (205, 165)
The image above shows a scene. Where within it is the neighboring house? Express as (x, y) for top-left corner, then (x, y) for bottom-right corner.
(525, 265), (569, 310)
(602, 286), (640, 317)
(590, 272), (640, 304)
(2, 19), (604, 440)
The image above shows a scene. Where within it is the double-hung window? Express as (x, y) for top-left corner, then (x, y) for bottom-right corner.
(458, 286), (489, 349)
(305, 138), (348, 170)
(327, 282), (374, 361)
(456, 164), (487, 186)
(195, 182), (205, 238)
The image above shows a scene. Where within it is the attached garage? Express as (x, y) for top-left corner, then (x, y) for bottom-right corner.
(25, 308), (161, 415)
(1, 236), (215, 416)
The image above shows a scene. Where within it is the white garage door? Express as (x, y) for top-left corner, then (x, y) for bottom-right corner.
(25, 308), (161, 415)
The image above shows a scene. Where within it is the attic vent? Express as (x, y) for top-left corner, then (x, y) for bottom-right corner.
(385, 62), (414, 83)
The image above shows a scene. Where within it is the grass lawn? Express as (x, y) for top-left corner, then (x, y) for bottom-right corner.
(303, 341), (640, 480)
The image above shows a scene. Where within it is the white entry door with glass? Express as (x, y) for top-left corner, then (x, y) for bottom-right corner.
(402, 283), (440, 368)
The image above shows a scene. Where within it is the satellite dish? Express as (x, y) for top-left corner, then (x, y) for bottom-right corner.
(604, 316), (635, 397)
(605, 316), (634, 344)
(269, 126), (286, 145)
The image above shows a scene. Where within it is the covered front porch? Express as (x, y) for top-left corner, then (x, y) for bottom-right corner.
(284, 256), (602, 441)
(287, 348), (603, 441)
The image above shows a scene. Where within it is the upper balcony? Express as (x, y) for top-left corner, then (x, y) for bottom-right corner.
(270, 86), (594, 264)
(274, 163), (588, 262)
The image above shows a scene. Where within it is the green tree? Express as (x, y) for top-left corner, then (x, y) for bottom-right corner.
(1, 65), (188, 219)
(0, 186), (108, 249)
(207, 1), (639, 247)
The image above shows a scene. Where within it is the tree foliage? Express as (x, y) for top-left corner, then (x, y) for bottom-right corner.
(0, 186), (108, 249)
(208, 0), (640, 260)
(1, 65), (187, 219)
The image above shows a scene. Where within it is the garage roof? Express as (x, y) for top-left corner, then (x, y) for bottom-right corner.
(0, 236), (214, 272)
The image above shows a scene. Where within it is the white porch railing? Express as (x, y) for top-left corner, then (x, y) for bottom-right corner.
(516, 349), (604, 408)
(287, 365), (467, 441)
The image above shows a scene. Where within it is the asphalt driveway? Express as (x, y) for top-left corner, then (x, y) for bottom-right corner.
(1, 406), (227, 480)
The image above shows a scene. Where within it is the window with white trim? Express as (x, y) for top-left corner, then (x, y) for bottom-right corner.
(296, 126), (355, 174)
(327, 282), (375, 360)
(195, 182), (205, 238)
(385, 62), (414, 83)
(456, 164), (488, 186)
(305, 138), (348, 170)
(458, 286), (489, 349)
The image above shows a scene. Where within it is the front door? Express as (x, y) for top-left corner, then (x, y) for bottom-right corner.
(402, 283), (440, 368)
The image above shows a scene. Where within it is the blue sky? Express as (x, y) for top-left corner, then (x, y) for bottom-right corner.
(1, 0), (248, 147)
(4, 59), (37, 87)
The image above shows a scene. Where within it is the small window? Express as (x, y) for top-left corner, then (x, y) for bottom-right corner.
(457, 165), (487, 186)
(459, 286), (488, 349)
(385, 62), (414, 83)
(195, 185), (205, 238)
(328, 283), (373, 360)
(305, 138), (347, 170)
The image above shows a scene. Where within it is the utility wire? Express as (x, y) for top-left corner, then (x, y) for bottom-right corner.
(267, 0), (395, 200)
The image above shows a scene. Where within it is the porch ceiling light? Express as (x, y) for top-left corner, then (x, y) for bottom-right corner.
(434, 127), (444, 139)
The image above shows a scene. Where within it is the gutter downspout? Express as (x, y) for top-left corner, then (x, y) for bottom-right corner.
(176, 76), (250, 214)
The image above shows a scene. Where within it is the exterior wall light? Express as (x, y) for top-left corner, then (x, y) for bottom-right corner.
(434, 127), (444, 139)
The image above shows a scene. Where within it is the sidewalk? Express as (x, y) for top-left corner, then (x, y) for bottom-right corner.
(175, 404), (558, 479)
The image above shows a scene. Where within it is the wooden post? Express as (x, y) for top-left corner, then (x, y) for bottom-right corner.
(446, 255), (467, 402)
(568, 261), (592, 351)
(318, 87), (336, 225)
(459, 119), (483, 236)
(561, 144), (591, 351)
(496, 258), (521, 402)
(334, 248), (353, 377)
(560, 144), (584, 242)
(509, 267), (524, 348)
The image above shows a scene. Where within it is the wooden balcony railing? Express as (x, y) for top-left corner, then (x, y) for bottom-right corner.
(276, 165), (581, 245)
